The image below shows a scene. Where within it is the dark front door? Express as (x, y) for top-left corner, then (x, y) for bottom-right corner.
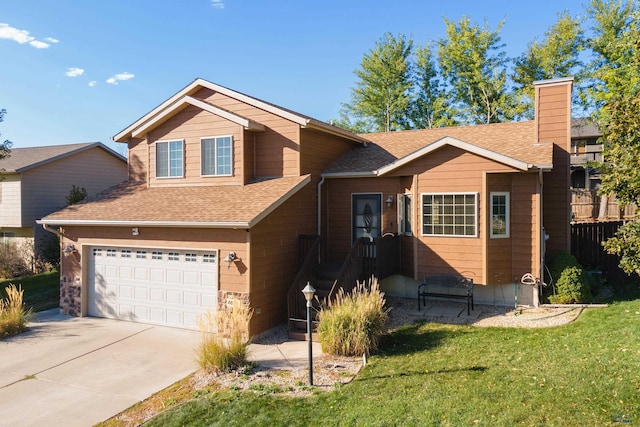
(352, 194), (382, 242)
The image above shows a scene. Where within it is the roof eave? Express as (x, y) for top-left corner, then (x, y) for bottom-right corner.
(37, 219), (252, 229)
(321, 171), (378, 178)
(376, 136), (531, 176)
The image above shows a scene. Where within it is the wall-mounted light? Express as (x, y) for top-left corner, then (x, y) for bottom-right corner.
(62, 244), (77, 257)
(224, 251), (237, 268)
(132, 227), (139, 236)
(386, 195), (394, 207)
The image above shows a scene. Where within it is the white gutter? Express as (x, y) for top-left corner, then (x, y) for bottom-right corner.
(37, 219), (251, 229)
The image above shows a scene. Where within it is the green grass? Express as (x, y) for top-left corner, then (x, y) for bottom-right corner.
(145, 293), (640, 426)
(0, 270), (59, 312)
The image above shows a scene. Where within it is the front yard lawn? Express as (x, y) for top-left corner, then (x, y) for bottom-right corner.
(141, 294), (640, 426)
(0, 270), (59, 312)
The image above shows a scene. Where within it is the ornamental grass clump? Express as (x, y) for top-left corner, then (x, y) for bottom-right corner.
(0, 284), (32, 339)
(197, 299), (253, 372)
(317, 277), (389, 356)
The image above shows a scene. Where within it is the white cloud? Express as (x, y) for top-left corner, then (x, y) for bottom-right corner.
(106, 72), (135, 85)
(65, 67), (85, 77)
(88, 81), (97, 87)
(0, 23), (53, 49)
(211, 0), (224, 9)
(45, 37), (59, 43)
(29, 40), (49, 48)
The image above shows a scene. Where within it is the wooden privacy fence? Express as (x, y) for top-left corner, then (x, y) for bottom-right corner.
(571, 189), (636, 222)
(571, 221), (624, 278)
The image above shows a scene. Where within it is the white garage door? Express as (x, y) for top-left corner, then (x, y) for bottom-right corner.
(88, 246), (218, 330)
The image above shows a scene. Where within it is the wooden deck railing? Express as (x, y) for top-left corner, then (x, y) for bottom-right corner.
(287, 235), (321, 323)
(328, 234), (401, 302)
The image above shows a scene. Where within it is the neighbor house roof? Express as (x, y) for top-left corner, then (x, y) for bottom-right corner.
(323, 121), (554, 176)
(571, 118), (602, 139)
(113, 78), (369, 144)
(38, 175), (311, 229)
(0, 142), (126, 173)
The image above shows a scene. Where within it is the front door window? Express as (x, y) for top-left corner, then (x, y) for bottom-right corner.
(352, 194), (381, 242)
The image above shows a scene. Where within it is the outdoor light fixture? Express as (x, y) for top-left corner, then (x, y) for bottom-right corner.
(132, 227), (139, 236)
(301, 282), (316, 386)
(223, 251), (237, 267)
(386, 195), (394, 207)
(62, 244), (76, 257)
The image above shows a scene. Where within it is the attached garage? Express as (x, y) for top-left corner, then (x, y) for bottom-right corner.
(87, 246), (219, 330)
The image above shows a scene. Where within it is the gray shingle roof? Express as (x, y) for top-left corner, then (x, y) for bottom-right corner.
(0, 142), (125, 173)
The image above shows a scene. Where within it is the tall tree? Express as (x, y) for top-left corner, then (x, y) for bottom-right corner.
(0, 109), (12, 160)
(583, 0), (640, 274)
(337, 33), (414, 133)
(410, 44), (457, 128)
(437, 17), (514, 124)
(512, 11), (586, 119)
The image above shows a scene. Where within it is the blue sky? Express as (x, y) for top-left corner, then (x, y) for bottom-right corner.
(1, 0), (591, 154)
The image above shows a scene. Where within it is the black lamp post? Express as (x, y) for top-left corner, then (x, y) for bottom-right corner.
(301, 282), (316, 386)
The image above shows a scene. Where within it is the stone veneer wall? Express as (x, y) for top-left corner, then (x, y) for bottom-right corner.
(60, 274), (82, 316)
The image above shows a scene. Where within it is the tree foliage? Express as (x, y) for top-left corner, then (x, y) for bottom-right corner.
(337, 33), (414, 133)
(437, 17), (514, 124)
(585, 0), (640, 274)
(410, 44), (457, 128)
(0, 109), (12, 161)
(513, 11), (586, 119)
(66, 185), (88, 206)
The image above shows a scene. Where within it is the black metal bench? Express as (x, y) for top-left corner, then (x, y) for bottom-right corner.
(418, 274), (474, 315)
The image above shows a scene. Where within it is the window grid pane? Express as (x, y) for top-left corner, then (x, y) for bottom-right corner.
(491, 193), (509, 237)
(201, 137), (232, 176)
(422, 193), (476, 236)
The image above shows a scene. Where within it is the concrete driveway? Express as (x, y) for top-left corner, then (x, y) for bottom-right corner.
(0, 310), (200, 427)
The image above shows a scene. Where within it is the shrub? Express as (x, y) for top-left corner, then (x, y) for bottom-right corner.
(548, 266), (593, 304)
(0, 284), (33, 339)
(317, 277), (389, 356)
(0, 242), (31, 279)
(197, 299), (253, 372)
(549, 251), (581, 286)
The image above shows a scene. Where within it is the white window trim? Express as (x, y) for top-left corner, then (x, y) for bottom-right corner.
(200, 135), (234, 177)
(155, 139), (185, 179)
(420, 192), (478, 238)
(397, 193), (412, 236)
(490, 191), (510, 239)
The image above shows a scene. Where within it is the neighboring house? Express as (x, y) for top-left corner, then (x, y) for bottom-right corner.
(0, 143), (127, 264)
(569, 118), (636, 221)
(571, 117), (602, 190)
(39, 77), (573, 337)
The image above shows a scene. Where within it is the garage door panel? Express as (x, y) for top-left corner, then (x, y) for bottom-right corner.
(105, 265), (118, 278)
(150, 289), (165, 302)
(134, 267), (149, 281)
(119, 285), (133, 299)
(166, 290), (181, 304)
(150, 308), (165, 323)
(166, 270), (181, 283)
(183, 292), (199, 306)
(89, 246), (218, 330)
(119, 266), (133, 279)
(150, 269), (165, 282)
(202, 272), (217, 286)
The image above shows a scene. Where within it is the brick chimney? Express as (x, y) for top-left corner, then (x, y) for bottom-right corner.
(535, 77), (573, 258)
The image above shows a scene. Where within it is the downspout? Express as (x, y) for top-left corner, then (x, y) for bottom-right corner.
(317, 176), (325, 236)
(42, 223), (64, 239)
(538, 169), (544, 307)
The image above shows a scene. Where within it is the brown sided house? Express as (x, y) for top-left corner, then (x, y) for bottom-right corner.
(39, 77), (572, 336)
